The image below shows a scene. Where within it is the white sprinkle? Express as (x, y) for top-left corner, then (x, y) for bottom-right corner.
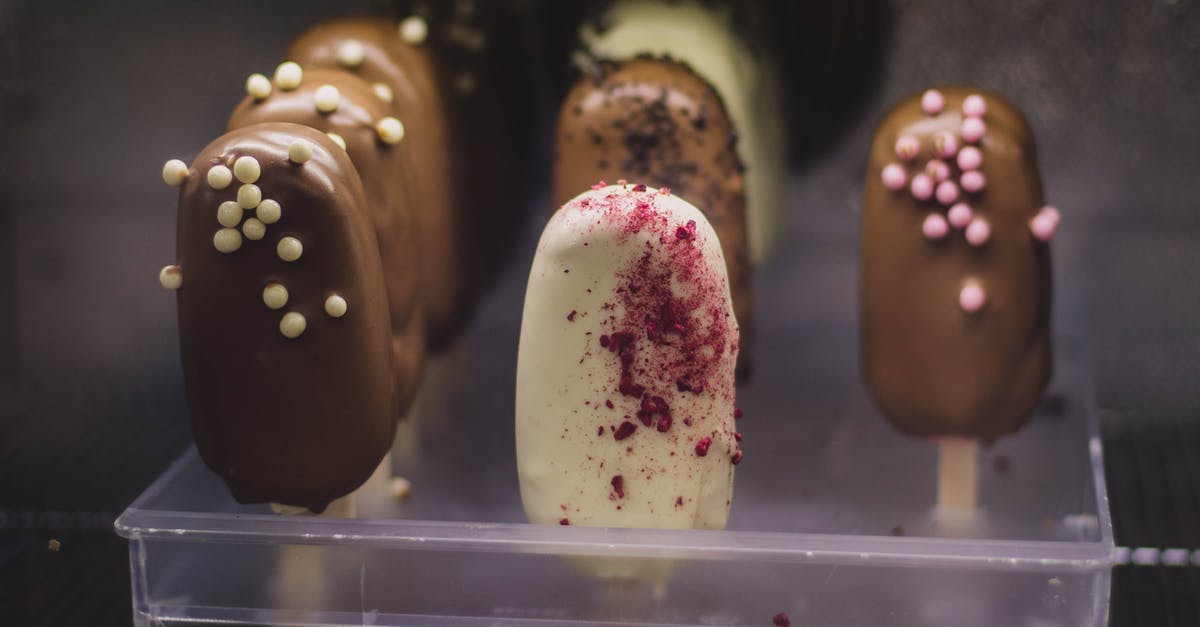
(262, 283), (288, 310)
(288, 140), (313, 164)
(213, 228), (242, 253)
(324, 294), (348, 317)
(314, 84), (340, 113)
(207, 165), (233, 190)
(389, 477), (413, 501)
(245, 73), (272, 100)
(277, 236), (303, 262)
(375, 116), (405, 144)
(162, 159), (188, 186)
(372, 82), (394, 103)
(242, 217), (266, 240)
(274, 61), (303, 90)
(217, 201), (242, 227)
(279, 312), (307, 338)
(326, 132), (347, 150)
(256, 198), (281, 224)
(237, 184), (262, 209)
(233, 156), (261, 184)
(158, 265), (182, 290)
(338, 39), (365, 68)
(398, 16), (428, 45)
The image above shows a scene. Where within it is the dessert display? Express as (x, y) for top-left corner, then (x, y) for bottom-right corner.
(552, 58), (753, 376)
(860, 87), (1059, 505)
(575, 0), (786, 265)
(160, 123), (397, 513)
(516, 183), (741, 531)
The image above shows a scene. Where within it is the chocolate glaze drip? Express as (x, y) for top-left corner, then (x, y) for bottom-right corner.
(288, 18), (466, 351)
(860, 86), (1051, 441)
(177, 123), (396, 512)
(552, 58), (753, 375)
(228, 68), (425, 412)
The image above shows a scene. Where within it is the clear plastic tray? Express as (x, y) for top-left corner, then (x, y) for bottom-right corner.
(116, 355), (1112, 626)
(117, 208), (1112, 626)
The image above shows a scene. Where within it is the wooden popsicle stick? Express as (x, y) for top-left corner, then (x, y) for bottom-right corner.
(936, 437), (979, 509)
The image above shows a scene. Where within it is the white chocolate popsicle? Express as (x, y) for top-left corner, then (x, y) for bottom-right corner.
(516, 183), (741, 532)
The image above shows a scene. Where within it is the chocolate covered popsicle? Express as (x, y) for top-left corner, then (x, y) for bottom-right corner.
(517, 183), (741, 531)
(287, 17), (465, 350)
(553, 57), (753, 377)
(229, 65), (425, 413)
(160, 123), (397, 512)
(861, 86), (1058, 442)
(577, 0), (786, 264)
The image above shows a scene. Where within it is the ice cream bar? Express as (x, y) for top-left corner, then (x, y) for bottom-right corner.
(287, 17), (465, 351)
(516, 184), (740, 531)
(578, 0), (786, 264)
(552, 57), (754, 377)
(228, 66), (425, 412)
(161, 123), (396, 512)
(861, 87), (1056, 440)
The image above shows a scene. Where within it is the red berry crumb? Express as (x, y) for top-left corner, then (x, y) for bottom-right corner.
(734, 408), (744, 419)
(559, 518), (570, 525)
(773, 612), (790, 626)
(695, 436), (712, 457)
(611, 475), (625, 498)
(614, 421), (637, 441)
(567, 310), (577, 321)
(633, 183), (647, 192)
(734, 432), (743, 442)
(732, 450), (743, 465)
(675, 496), (683, 507)
(605, 399), (614, 409)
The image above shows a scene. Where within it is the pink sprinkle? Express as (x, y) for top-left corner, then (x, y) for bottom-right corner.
(960, 171), (986, 193)
(881, 164), (907, 191)
(1030, 213), (1057, 242)
(935, 180), (960, 206)
(962, 94), (987, 117)
(965, 217), (991, 246)
(959, 281), (986, 313)
(961, 117), (986, 143)
(910, 173), (934, 201)
(659, 186), (671, 195)
(932, 131), (958, 159)
(947, 203), (973, 228)
(922, 213), (949, 240)
(1041, 205), (1062, 226)
(924, 159), (950, 182)
(956, 146), (982, 171)
(921, 89), (945, 115)
(894, 136), (920, 161)
(592, 180), (607, 190)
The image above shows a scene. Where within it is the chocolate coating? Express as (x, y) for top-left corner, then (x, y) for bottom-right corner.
(552, 58), (753, 374)
(288, 18), (466, 350)
(228, 68), (424, 411)
(177, 123), (396, 511)
(860, 86), (1052, 440)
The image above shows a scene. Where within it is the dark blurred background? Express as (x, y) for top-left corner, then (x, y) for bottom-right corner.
(1, 0), (1198, 624)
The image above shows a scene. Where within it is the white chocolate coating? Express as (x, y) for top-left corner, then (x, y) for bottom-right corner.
(580, 1), (786, 264)
(516, 185), (739, 533)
